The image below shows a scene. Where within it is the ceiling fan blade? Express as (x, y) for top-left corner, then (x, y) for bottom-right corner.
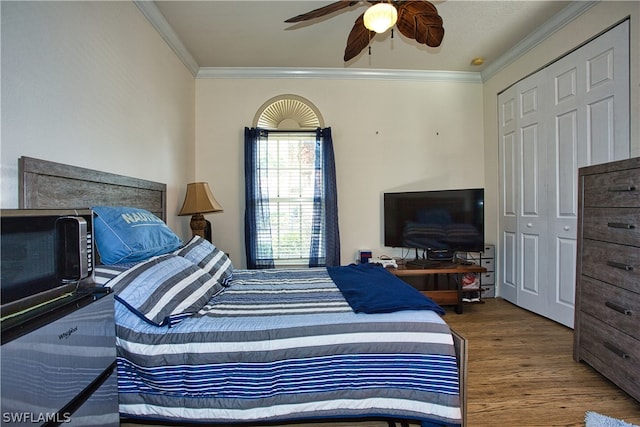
(396, 1), (445, 47)
(343, 13), (372, 61)
(285, 1), (359, 23)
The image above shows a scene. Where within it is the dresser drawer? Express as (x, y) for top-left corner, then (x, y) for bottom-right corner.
(582, 208), (640, 247)
(581, 239), (640, 294)
(578, 314), (640, 401)
(579, 276), (639, 339)
(583, 168), (640, 208)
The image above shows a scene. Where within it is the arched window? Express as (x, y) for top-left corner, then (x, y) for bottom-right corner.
(245, 96), (339, 268)
(253, 94), (324, 129)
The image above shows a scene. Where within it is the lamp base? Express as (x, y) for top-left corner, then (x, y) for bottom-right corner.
(189, 213), (207, 239)
(204, 219), (212, 242)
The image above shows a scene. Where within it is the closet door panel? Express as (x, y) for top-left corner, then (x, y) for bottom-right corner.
(549, 71), (580, 326)
(556, 67), (577, 103)
(499, 88), (518, 303)
(545, 20), (630, 326)
(582, 21), (630, 164)
(521, 125), (540, 216)
(503, 132), (518, 217)
(515, 75), (549, 314)
(502, 230), (517, 300)
(556, 237), (577, 307)
(556, 110), (578, 216)
(520, 233), (540, 295)
(587, 96), (615, 163)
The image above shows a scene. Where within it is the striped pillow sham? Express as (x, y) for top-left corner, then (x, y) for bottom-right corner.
(104, 254), (224, 327)
(174, 236), (234, 286)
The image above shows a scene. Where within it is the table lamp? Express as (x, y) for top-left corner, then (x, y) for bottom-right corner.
(178, 182), (223, 239)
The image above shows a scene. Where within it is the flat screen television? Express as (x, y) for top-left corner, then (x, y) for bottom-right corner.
(384, 188), (484, 263)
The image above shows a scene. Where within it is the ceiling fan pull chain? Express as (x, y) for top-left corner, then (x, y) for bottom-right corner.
(368, 46), (372, 56)
(391, 28), (394, 39)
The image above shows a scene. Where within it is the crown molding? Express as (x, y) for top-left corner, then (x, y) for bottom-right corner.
(480, 1), (598, 81)
(137, 0), (597, 83)
(133, 1), (199, 77)
(197, 67), (483, 83)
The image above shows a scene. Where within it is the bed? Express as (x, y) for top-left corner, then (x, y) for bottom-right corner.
(18, 156), (467, 427)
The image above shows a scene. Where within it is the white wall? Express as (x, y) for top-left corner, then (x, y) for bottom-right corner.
(0, 1), (196, 236)
(482, 1), (640, 295)
(4, 1), (635, 271)
(195, 77), (484, 267)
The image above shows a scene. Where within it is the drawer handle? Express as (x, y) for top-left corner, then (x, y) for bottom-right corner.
(608, 185), (637, 192)
(604, 341), (630, 360)
(607, 222), (636, 230)
(605, 301), (633, 316)
(606, 261), (634, 271)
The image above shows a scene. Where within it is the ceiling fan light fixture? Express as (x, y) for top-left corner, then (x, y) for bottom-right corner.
(363, 3), (398, 34)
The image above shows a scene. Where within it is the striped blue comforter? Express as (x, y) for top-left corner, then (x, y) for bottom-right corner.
(96, 265), (461, 426)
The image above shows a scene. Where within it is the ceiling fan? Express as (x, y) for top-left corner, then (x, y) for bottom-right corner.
(285, 1), (445, 62)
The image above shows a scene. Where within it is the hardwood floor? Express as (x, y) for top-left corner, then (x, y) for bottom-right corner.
(123, 298), (640, 427)
(445, 298), (640, 426)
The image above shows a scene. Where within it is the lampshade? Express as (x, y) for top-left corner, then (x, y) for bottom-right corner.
(363, 3), (398, 34)
(178, 182), (224, 216)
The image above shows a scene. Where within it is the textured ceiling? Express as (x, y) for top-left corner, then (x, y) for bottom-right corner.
(152, 0), (577, 74)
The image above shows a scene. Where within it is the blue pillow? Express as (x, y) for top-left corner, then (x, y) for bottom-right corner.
(92, 206), (183, 265)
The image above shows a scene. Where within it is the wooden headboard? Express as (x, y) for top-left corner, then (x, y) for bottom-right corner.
(19, 156), (167, 221)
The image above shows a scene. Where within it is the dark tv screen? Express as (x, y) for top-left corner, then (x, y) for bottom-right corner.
(384, 188), (484, 252)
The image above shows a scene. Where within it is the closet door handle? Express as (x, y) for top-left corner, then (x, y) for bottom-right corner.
(605, 301), (633, 316)
(606, 261), (634, 271)
(608, 185), (636, 192)
(607, 222), (636, 230)
(604, 342), (630, 360)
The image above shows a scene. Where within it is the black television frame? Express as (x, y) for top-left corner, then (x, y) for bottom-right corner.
(383, 188), (485, 265)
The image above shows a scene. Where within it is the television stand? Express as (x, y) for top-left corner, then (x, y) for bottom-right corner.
(390, 263), (486, 314)
(406, 259), (442, 268)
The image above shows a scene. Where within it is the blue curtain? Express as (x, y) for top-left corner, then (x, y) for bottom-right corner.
(309, 127), (340, 267)
(244, 127), (340, 269)
(244, 127), (274, 269)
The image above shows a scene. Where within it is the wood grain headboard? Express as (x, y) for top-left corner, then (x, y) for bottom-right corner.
(19, 156), (167, 221)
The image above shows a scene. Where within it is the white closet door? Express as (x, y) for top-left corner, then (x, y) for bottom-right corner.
(514, 73), (549, 316)
(498, 86), (518, 304)
(497, 20), (630, 326)
(546, 59), (580, 327)
(545, 20), (630, 327)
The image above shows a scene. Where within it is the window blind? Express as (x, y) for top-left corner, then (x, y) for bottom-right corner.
(257, 132), (319, 265)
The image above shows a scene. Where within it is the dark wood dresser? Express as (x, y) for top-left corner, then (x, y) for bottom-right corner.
(574, 156), (640, 402)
